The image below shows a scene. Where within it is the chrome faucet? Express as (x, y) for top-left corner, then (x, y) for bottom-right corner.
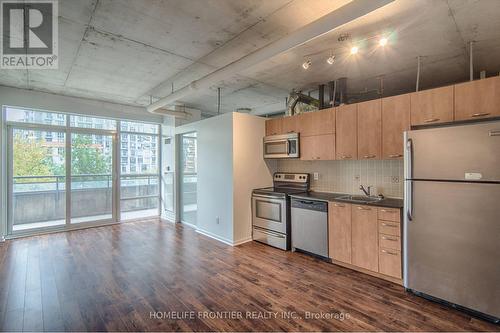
(360, 184), (372, 197)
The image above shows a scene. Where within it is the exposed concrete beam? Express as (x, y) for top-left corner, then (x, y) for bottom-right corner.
(147, 0), (395, 114)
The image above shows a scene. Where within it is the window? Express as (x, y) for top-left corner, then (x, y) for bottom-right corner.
(120, 120), (158, 134)
(5, 106), (67, 126)
(4, 105), (162, 234)
(70, 115), (116, 130)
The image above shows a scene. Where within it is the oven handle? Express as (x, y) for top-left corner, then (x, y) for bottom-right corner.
(252, 194), (285, 200)
(253, 226), (285, 238)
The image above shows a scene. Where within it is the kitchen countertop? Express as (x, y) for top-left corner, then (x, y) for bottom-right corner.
(290, 191), (404, 209)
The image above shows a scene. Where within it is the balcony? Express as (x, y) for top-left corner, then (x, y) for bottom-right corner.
(12, 174), (160, 231)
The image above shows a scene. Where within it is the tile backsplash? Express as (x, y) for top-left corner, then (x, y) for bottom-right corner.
(277, 159), (404, 198)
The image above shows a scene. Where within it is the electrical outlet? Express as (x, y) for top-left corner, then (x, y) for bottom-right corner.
(391, 176), (400, 183)
(313, 172), (319, 181)
(216, 217), (220, 224)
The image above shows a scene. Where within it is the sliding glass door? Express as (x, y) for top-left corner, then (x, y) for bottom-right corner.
(70, 133), (115, 224)
(180, 132), (197, 225)
(4, 106), (161, 236)
(9, 128), (67, 232)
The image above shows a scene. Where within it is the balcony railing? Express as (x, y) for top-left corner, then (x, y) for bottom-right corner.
(12, 174), (162, 225)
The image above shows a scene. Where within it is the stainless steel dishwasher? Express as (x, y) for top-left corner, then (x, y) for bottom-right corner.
(290, 197), (328, 258)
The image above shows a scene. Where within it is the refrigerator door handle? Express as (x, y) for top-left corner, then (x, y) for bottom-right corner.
(406, 138), (413, 221)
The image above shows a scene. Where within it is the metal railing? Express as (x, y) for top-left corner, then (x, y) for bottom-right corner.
(13, 174), (160, 193)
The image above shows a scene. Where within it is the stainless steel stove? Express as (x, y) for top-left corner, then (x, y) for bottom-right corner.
(252, 173), (310, 250)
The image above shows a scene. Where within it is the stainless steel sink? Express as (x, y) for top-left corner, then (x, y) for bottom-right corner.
(337, 195), (382, 203)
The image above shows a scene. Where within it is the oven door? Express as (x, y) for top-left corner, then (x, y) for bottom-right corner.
(252, 194), (287, 234)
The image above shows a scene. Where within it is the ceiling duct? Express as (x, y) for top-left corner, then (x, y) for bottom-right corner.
(146, 0), (395, 114)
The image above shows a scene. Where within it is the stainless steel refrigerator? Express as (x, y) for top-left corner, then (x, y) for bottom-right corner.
(404, 120), (500, 323)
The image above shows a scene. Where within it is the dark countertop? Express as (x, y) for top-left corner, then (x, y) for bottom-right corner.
(290, 191), (404, 209)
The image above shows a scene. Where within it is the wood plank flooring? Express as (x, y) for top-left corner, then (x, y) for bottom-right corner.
(0, 219), (497, 332)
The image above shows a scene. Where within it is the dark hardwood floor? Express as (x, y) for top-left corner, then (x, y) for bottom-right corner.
(0, 219), (497, 332)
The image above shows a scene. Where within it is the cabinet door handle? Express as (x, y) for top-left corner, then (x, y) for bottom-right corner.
(341, 155), (352, 159)
(381, 223), (398, 227)
(381, 236), (398, 241)
(471, 113), (490, 117)
(380, 209), (395, 213)
(490, 130), (500, 137)
(357, 206), (371, 211)
(381, 249), (399, 256)
(363, 154), (376, 159)
(388, 154), (403, 158)
(423, 118), (440, 123)
(333, 203), (345, 207)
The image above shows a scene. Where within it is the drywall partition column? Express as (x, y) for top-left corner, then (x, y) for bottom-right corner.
(232, 113), (275, 244)
(175, 113), (235, 244)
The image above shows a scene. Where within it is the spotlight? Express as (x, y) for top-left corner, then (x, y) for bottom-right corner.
(379, 37), (388, 46)
(350, 46), (359, 55)
(326, 55), (335, 65)
(302, 60), (311, 70)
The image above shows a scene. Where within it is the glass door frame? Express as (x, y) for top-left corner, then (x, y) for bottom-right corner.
(178, 131), (197, 226)
(6, 121), (119, 237)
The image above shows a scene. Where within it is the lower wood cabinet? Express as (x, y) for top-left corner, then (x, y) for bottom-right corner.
(379, 248), (402, 278)
(351, 204), (379, 272)
(328, 202), (403, 282)
(300, 134), (335, 160)
(328, 202), (351, 264)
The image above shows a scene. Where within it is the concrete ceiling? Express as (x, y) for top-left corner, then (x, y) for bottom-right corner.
(1, 0), (500, 117)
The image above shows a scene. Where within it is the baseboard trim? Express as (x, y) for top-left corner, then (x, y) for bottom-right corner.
(233, 236), (252, 246)
(332, 259), (403, 285)
(195, 228), (236, 246)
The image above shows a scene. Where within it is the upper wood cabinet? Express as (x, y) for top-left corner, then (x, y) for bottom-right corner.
(335, 104), (358, 160)
(265, 118), (282, 136)
(297, 108), (335, 136)
(281, 116), (298, 134)
(300, 134), (335, 160)
(382, 94), (410, 159)
(328, 202), (352, 264)
(351, 204), (379, 272)
(357, 99), (382, 160)
(454, 76), (500, 121)
(410, 86), (454, 126)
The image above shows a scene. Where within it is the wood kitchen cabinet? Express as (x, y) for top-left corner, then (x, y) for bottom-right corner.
(454, 76), (500, 121)
(265, 118), (282, 136)
(357, 99), (382, 160)
(335, 104), (358, 160)
(382, 94), (410, 159)
(410, 86), (454, 126)
(281, 116), (299, 134)
(328, 202), (351, 264)
(351, 204), (378, 272)
(297, 108), (335, 136)
(378, 207), (402, 279)
(300, 134), (335, 160)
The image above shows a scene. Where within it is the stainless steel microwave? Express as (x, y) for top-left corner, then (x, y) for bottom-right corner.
(263, 133), (299, 159)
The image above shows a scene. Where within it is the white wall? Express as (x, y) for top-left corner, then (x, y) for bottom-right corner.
(232, 113), (275, 243)
(176, 112), (234, 243)
(0, 85), (163, 122)
(176, 112), (275, 245)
